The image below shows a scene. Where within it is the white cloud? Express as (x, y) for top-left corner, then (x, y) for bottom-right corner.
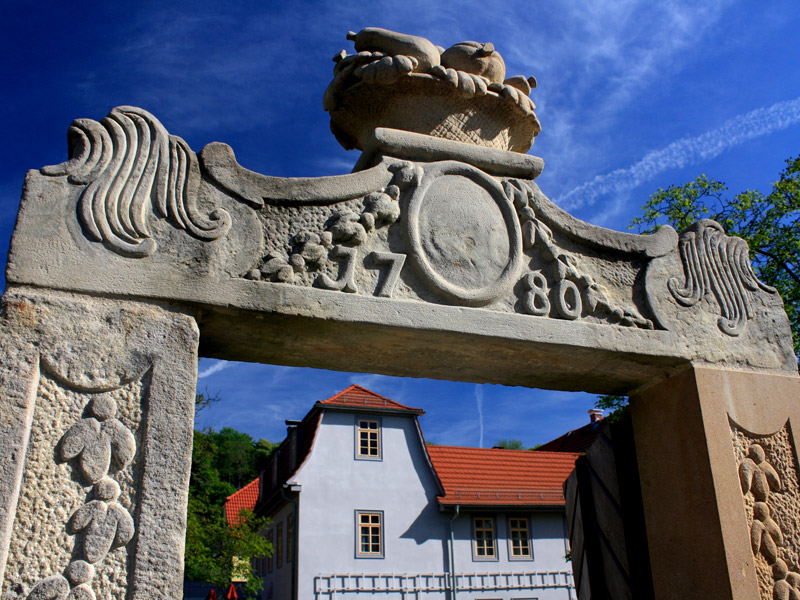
(559, 95), (800, 209)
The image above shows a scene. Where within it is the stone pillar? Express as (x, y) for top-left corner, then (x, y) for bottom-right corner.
(631, 364), (800, 600)
(0, 288), (198, 599)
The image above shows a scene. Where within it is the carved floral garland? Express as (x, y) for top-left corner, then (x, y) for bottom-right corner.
(27, 396), (136, 600)
(245, 163), (418, 298)
(506, 179), (653, 328)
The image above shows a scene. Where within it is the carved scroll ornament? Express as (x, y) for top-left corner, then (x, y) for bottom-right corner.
(669, 219), (775, 336)
(41, 106), (231, 257)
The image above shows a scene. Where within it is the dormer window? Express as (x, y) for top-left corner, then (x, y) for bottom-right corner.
(356, 418), (381, 459)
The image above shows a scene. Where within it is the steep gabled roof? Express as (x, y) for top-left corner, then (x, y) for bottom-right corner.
(225, 477), (260, 526)
(316, 384), (424, 414)
(427, 445), (580, 507)
(535, 420), (604, 453)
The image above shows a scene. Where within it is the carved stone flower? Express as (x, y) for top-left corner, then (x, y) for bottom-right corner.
(751, 501), (783, 563)
(740, 443), (781, 501)
(59, 396), (135, 484)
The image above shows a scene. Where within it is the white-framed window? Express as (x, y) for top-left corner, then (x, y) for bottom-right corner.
(355, 510), (384, 558)
(472, 516), (497, 560)
(355, 418), (381, 460)
(508, 516), (533, 560)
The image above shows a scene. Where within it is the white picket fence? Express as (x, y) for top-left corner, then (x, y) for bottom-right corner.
(314, 570), (575, 598)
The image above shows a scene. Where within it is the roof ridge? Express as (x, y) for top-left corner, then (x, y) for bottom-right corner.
(318, 384), (422, 412)
(428, 444), (579, 457)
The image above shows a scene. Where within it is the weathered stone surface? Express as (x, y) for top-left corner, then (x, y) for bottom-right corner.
(630, 367), (800, 600)
(0, 290), (197, 599)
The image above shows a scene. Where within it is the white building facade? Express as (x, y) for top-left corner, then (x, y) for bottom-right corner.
(231, 386), (577, 600)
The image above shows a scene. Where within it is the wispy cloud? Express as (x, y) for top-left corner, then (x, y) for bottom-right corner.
(198, 360), (232, 379)
(559, 95), (800, 209)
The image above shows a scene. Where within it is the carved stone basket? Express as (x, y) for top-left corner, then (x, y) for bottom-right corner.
(328, 74), (541, 154)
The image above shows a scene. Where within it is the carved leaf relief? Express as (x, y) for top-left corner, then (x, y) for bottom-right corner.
(41, 106), (231, 257)
(670, 219), (775, 336)
(58, 396), (135, 484)
(732, 424), (800, 600)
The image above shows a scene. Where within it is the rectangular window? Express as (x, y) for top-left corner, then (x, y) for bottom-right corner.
(276, 522), (283, 568)
(473, 517), (496, 559)
(287, 515), (294, 562)
(508, 517), (532, 559)
(267, 531), (273, 573)
(357, 419), (381, 458)
(356, 510), (384, 558)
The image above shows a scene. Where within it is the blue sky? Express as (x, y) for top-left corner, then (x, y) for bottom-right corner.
(2, 1), (799, 448)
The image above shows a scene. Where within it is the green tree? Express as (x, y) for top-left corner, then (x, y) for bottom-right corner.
(185, 427), (275, 595)
(594, 394), (629, 421)
(494, 439), (526, 450)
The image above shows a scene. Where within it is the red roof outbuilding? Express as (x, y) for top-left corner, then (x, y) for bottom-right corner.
(225, 477), (260, 526)
(427, 445), (580, 507)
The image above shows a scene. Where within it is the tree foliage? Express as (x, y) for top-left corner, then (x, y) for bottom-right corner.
(494, 439), (526, 450)
(631, 154), (800, 356)
(185, 427), (277, 595)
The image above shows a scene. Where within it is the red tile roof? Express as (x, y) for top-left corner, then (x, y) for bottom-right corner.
(225, 477), (260, 526)
(427, 445), (580, 506)
(317, 384), (424, 414)
(536, 420), (604, 453)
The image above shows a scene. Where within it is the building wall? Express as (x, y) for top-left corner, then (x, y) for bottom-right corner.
(259, 502), (295, 600)
(293, 410), (448, 599)
(450, 510), (573, 600)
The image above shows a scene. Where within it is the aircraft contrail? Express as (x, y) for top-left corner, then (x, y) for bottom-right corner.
(559, 96), (800, 210)
(197, 360), (231, 379)
(475, 385), (485, 448)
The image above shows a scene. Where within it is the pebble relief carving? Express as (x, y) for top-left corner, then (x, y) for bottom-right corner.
(26, 395), (136, 599)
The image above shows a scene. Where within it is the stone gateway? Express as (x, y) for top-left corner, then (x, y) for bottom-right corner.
(0, 28), (797, 600)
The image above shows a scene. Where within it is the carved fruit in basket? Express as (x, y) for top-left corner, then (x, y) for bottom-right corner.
(441, 41), (506, 83)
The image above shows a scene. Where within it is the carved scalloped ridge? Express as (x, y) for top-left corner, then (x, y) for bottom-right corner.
(40, 106), (231, 257)
(670, 219), (775, 336)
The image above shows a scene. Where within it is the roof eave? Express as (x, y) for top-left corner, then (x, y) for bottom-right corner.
(314, 402), (424, 416)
